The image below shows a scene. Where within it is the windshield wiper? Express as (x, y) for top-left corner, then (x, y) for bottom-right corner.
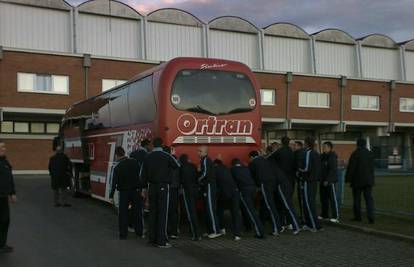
(186, 105), (216, 116)
(221, 107), (252, 115)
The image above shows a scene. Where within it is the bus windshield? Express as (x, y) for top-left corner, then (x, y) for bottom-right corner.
(171, 70), (256, 116)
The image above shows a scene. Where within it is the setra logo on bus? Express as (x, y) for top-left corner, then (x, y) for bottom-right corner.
(177, 113), (253, 136)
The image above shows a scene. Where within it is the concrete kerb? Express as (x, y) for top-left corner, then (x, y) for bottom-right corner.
(330, 221), (414, 244)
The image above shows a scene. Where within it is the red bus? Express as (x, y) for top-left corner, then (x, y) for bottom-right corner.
(60, 57), (261, 202)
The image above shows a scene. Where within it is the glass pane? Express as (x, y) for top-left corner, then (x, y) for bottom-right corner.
(102, 79), (117, 92)
(171, 70), (256, 115)
(115, 80), (127, 86)
(36, 75), (52, 92)
(400, 98), (407, 110)
(308, 93), (318, 106)
(17, 73), (35, 91)
(52, 75), (69, 93)
(14, 122), (29, 133)
(408, 99), (414, 111)
(31, 123), (45, 133)
(369, 96), (379, 109)
(110, 87), (130, 127)
(359, 96), (368, 108)
(1, 121), (13, 133)
(351, 95), (359, 109)
(129, 76), (156, 124)
(299, 92), (307, 106)
(319, 93), (329, 107)
(261, 90), (274, 105)
(46, 123), (60, 134)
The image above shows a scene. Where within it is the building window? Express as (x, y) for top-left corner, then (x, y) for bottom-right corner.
(0, 122), (13, 133)
(351, 95), (380, 111)
(260, 89), (276, 106)
(298, 91), (330, 108)
(46, 123), (60, 134)
(14, 122), (29, 133)
(102, 79), (127, 92)
(17, 73), (69, 94)
(31, 123), (45, 133)
(400, 98), (414, 112)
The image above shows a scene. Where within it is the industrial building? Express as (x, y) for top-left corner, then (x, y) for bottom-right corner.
(0, 0), (414, 173)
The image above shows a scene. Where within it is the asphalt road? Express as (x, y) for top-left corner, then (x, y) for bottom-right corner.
(1, 176), (414, 267)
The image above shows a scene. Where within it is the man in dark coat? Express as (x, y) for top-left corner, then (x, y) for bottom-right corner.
(345, 138), (375, 224)
(164, 146), (180, 239)
(130, 139), (151, 167)
(299, 137), (322, 232)
(48, 145), (72, 207)
(319, 141), (340, 223)
(293, 141), (306, 223)
(0, 140), (17, 253)
(109, 146), (143, 240)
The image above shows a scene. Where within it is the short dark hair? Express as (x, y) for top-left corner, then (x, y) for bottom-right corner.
(115, 146), (125, 157)
(153, 137), (163, 148)
(266, 145), (273, 154)
(179, 154), (189, 163)
(249, 150), (259, 158)
(281, 136), (290, 146)
(323, 141), (333, 149)
(163, 146), (171, 154)
(357, 138), (366, 148)
(141, 139), (150, 147)
(213, 159), (223, 165)
(304, 137), (315, 148)
(294, 141), (303, 147)
(231, 158), (241, 166)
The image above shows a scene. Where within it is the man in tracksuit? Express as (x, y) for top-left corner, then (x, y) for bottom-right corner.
(179, 154), (201, 241)
(299, 137), (322, 232)
(109, 147), (142, 240)
(271, 162), (300, 235)
(293, 141), (306, 223)
(130, 139), (151, 166)
(214, 159), (242, 241)
(140, 138), (180, 248)
(231, 158), (265, 238)
(198, 146), (221, 239)
(164, 146), (180, 239)
(319, 141), (340, 223)
(249, 151), (283, 235)
(0, 140), (17, 253)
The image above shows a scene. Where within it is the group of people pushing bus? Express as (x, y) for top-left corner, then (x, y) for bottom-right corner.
(108, 135), (341, 248)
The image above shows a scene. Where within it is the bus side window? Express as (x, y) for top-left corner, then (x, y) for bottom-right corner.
(128, 76), (156, 124)
(110, 87), (130, 128)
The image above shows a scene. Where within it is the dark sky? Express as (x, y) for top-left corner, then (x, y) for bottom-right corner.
(68, 0), (414, 42)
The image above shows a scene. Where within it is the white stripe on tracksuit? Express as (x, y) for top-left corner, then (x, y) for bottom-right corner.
(303, 181), (316, 229)
(277, 185), (299, 231)
(240, 192), (261, 237)
(165, 184), (170, 240)
(261, 183), (278, 233)
(331, 184), (339, 219)
(207, 184), (217, 234)
(183, 189), (195, 239)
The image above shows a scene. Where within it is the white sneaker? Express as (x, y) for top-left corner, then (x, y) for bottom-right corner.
(234, 236), (242, 241)
(271, 232), (279, 236)
(157, 243), (172, 249)
(329, 218), (340, 223)
(128, 227), (135, 233)
(287, 224), (293, 230)
(280, 226), (286, 233)
(302, 225), (316, 233)
(293, 230), (300, 235)
(169, 235), (179, 239)
(220, 228), (226, 235)
(208, 233), (222, 239)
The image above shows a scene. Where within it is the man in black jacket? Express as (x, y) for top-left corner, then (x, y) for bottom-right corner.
(198, 146), (221, 239)
(346, 138), (375, 224)
(293, 141), (306, 223)
(109, 147), (142, 240)
(231, 158), (265, 238)
(299, 137), (322, 232)
(48, 145), (72, 207)
(0, 140), (17, 253)
(130, 139), (151, 167)
(268, 136), (296, 196)
(319, 141), (340, 223)
(164, 146), (180, 239)
(140, 138), (180, 248)
(215, 159), (242, 241)
(179, 154), (201, 241)
(249, 150), (283, 235)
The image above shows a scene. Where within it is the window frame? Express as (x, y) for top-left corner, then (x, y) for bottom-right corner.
(351, 95), (380, 111)
(17, 72), (70, 95)
(298, 91), (330, 109)
(399, 97), (414, 113)
(260, 89), (276, 106)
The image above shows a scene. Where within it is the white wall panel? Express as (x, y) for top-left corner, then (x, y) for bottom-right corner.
(263, 36), (311, 73)
(361, 47), (401, 80)
(406, 51), (414, 82)
(77, 13), (140, 59)
(147, 22), (203, 61)
(209, 30), (259, 69)
(0, 3), (71, 52)
(315, 42), (357, 76)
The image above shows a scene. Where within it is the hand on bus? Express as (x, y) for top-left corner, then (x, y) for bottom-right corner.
(9, 195), (17, 203)
(109, 198), (114, 204)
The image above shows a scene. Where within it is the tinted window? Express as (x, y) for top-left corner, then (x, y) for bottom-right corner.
(86, 94), (111, 129)
(110, 87), (130, 127)
(171, 70), (256, 116)
(129, 76), (156, 124)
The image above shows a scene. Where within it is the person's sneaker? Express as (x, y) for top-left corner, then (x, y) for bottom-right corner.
(293, 229), (300, 235)
(329, 218), (340, 223)
(207, 233), (222, 239)
(0, 245), (13, 253)
(234, 236), (242, 241)
(157, 243), (172, 249)
(279, 226), (286, 233)
(63, 203), (71, 207)
(169, 235), (179, 239)
(220, 228), (226, 235)
(287, 224), (293, 230)
(271, 232), (279, 236)
(202, 233), (209, 238)
(128, 227), (135, 233)
(54, 203), (62, 207)
(302, 225), (316, 233)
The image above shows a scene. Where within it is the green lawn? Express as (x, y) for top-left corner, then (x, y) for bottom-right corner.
(342, 175), (414, 215)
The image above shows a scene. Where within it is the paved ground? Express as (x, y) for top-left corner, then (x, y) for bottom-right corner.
(1, 177), (414, 267)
